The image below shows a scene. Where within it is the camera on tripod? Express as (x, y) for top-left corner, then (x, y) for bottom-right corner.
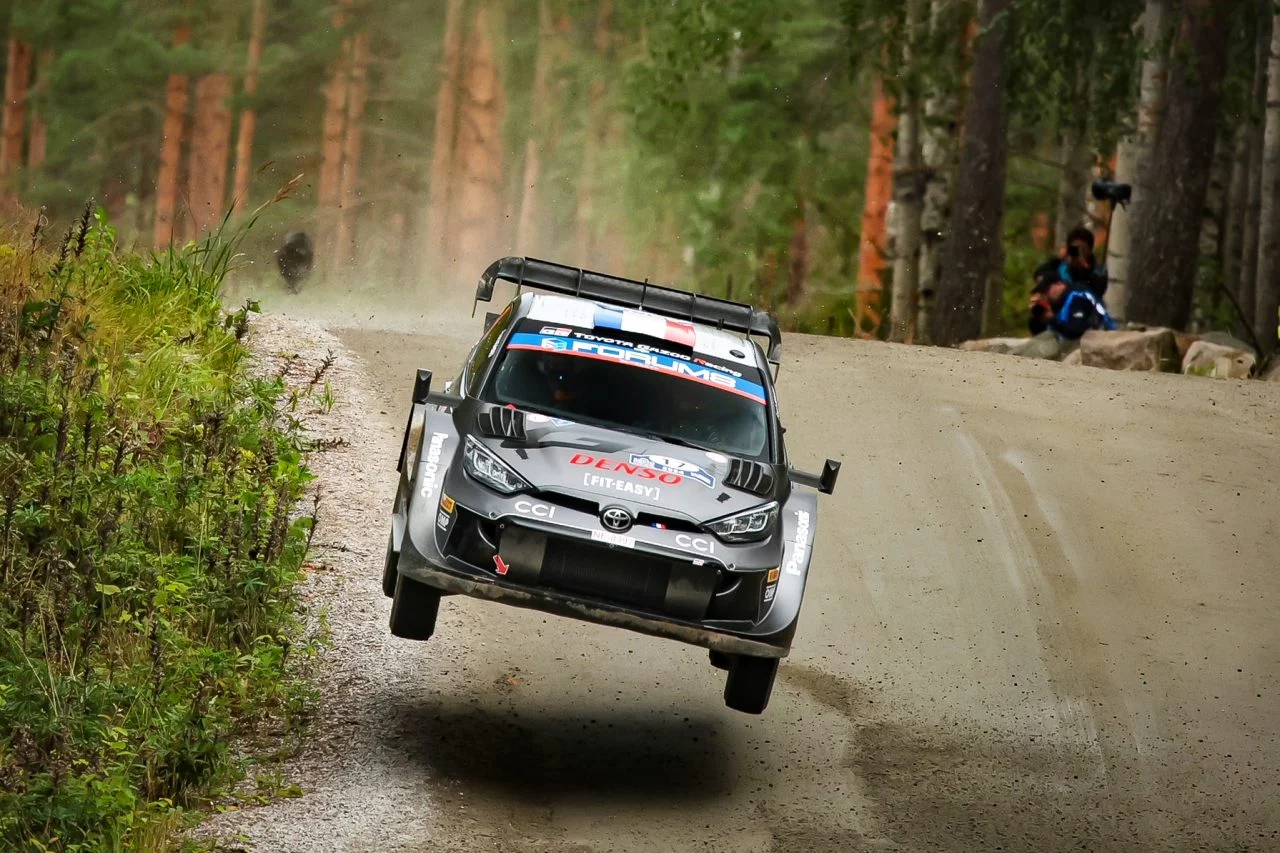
(1091, 179), (1132, 207)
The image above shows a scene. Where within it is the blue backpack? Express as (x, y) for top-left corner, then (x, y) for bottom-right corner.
(1053, 288), (1116, 340)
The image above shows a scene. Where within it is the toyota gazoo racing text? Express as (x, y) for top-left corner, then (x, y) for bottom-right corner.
(382, 256), (839, 714)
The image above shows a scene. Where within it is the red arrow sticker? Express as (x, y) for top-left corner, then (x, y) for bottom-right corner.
(493, 554), (510, 576)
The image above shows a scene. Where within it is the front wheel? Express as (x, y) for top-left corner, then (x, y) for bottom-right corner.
(723, 655), (779, 715)
(389, 573), (441, 641)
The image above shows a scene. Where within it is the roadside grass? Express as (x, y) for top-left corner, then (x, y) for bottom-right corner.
(0, 204), (327, 851)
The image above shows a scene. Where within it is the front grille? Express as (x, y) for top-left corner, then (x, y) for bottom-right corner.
(497, 526), (720, 620)
(541, 539), (672, 611)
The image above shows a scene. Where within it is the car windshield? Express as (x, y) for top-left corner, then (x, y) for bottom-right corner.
(485, 320), (771, 460)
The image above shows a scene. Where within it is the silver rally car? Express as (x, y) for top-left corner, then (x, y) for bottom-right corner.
(383, 257), (839, 714)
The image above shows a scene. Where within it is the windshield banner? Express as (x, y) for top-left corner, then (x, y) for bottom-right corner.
(506, 331), (767, 404)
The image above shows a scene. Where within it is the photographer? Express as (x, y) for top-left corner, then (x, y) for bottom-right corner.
(1029, 226), (1112, 337)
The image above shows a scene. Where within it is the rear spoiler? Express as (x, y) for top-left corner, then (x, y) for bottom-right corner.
(473, 256), (783, 369)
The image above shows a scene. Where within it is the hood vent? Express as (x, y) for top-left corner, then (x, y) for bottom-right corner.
(476, 406), (528, 441)
(725, 458), (774, 497)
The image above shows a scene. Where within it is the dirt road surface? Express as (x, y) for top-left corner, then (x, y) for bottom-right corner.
(201, 304), (1280, 853)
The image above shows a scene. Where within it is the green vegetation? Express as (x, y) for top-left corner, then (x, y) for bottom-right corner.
(0, 208), (322, 850)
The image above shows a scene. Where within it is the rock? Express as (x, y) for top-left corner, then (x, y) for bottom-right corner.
(1079, 328), (1180, 373)
(1062, 348), (1083, 366)
(1182, 340), (1256, 379)
(957, 331), (1062, 360)
(1199, 330), (1258, 358)
(957, 337), (1026, 355)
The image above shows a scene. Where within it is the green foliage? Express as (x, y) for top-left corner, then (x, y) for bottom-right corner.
(0, 209), (323, 850)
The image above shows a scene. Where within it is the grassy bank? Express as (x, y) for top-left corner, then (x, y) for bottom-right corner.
(0, 210), (322, 851)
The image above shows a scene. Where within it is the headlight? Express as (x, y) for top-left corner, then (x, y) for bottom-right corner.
(462, 435), (530, 494)
(704, 502), (778, 543)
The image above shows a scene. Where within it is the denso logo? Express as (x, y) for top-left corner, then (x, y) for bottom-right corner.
(570, 453), (683, 484)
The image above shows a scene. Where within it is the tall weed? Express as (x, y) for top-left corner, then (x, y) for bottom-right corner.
(0, 207), (322, 851)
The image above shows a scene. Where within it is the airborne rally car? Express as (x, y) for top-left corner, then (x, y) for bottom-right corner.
(382, 257), (839, 714)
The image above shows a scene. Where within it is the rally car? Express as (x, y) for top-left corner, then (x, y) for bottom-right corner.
(382, 257), (839, 714)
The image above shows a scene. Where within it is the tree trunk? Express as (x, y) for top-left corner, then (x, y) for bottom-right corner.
(186, 73), (234, 237)
(576, 0), (612, 269)
(932, 0), (1012, 346)
(1127, 0), (1239, 330)
(231, 0), (268, 215)
(1054, 123), (1092, 247)
(154, 24), (193, 248)
(786, 200), (809, 305)
(888, 0), (926, 343)
(515, 0), (555, 254)
(335, 30), (371, 269)
(1108, 0), (1170, 321)
(0, 36), (32, 207)
(451, 2), (506, 276)
(1222, 125), (1250, 311)
(854, 78), (896, 337)
(1254, 14), (1280, 357)
(318, 0), (353, 257)
(26, 49), (51, 176)
(1239, 2), (1274, 337)
(423, 0), (466, 273)
(917, 0), (967, 346)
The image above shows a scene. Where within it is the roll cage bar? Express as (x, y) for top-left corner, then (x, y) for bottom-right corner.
(472, 256), (783, 370)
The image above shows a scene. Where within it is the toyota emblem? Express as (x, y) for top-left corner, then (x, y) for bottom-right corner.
(600, 506), (633, 532)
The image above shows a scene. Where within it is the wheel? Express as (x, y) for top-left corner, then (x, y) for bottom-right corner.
(723, 655), (779, 715)
(709, 649), (731, 671)
(382, 529), (399, 598)
(389, 573), (441, 640)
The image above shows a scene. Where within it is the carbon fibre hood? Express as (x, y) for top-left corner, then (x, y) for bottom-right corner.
(476, 413), (778, 523)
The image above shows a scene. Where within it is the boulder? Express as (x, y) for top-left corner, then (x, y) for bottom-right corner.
(1182, 340), (1256, 379)
(1079, 328), (1180, 373)
(1062, 348), (1083, 366)
(957, 331), (1063, 360)
(957, 337), (1026, 355)
(1199, 330), (1258, 358)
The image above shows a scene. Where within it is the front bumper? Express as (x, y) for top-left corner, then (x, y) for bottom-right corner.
(399, 549), (789, 658)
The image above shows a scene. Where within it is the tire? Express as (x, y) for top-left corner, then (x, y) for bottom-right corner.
(723, 655), (779, 715)
(382, 529), (399, 598)
(389, 573), (441, 641)
(709, 650), (731, 671)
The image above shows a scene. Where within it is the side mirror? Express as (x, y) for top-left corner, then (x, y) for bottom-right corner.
(789, 459), (841, 495)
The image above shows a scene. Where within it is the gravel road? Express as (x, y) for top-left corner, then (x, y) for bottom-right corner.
(197, 304), (1280, 852)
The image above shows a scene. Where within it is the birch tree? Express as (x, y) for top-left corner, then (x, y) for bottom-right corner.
(1254, 11), (1280, 357)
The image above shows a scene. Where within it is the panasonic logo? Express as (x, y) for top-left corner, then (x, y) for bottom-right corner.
(418, 432), (449, 499)
(784, 510), (810, 576)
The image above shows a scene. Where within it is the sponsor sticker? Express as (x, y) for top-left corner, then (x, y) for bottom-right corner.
(583, 473), (660, 501)
(540, 326), (573, 337)
(526, 413), (551, 424)
(763, 586), (776, 602)
(571, 453), (682, 484)
(675, 533), (715, 555)
(418, 432), (450, 499)
(591, 529), (636, 549)
(550, 417), (575, 427)
(506, 333), (767, 404)
(706, 451), (729, 465)
(436, 510), (451, 530)
(440, 493), (456, 514)
(631, 453), (716, 489)
(784, 510), (811, 576)
(514, 499), (556, 520)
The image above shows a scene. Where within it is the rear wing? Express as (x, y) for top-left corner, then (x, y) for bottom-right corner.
(473, 256), (783, 368)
